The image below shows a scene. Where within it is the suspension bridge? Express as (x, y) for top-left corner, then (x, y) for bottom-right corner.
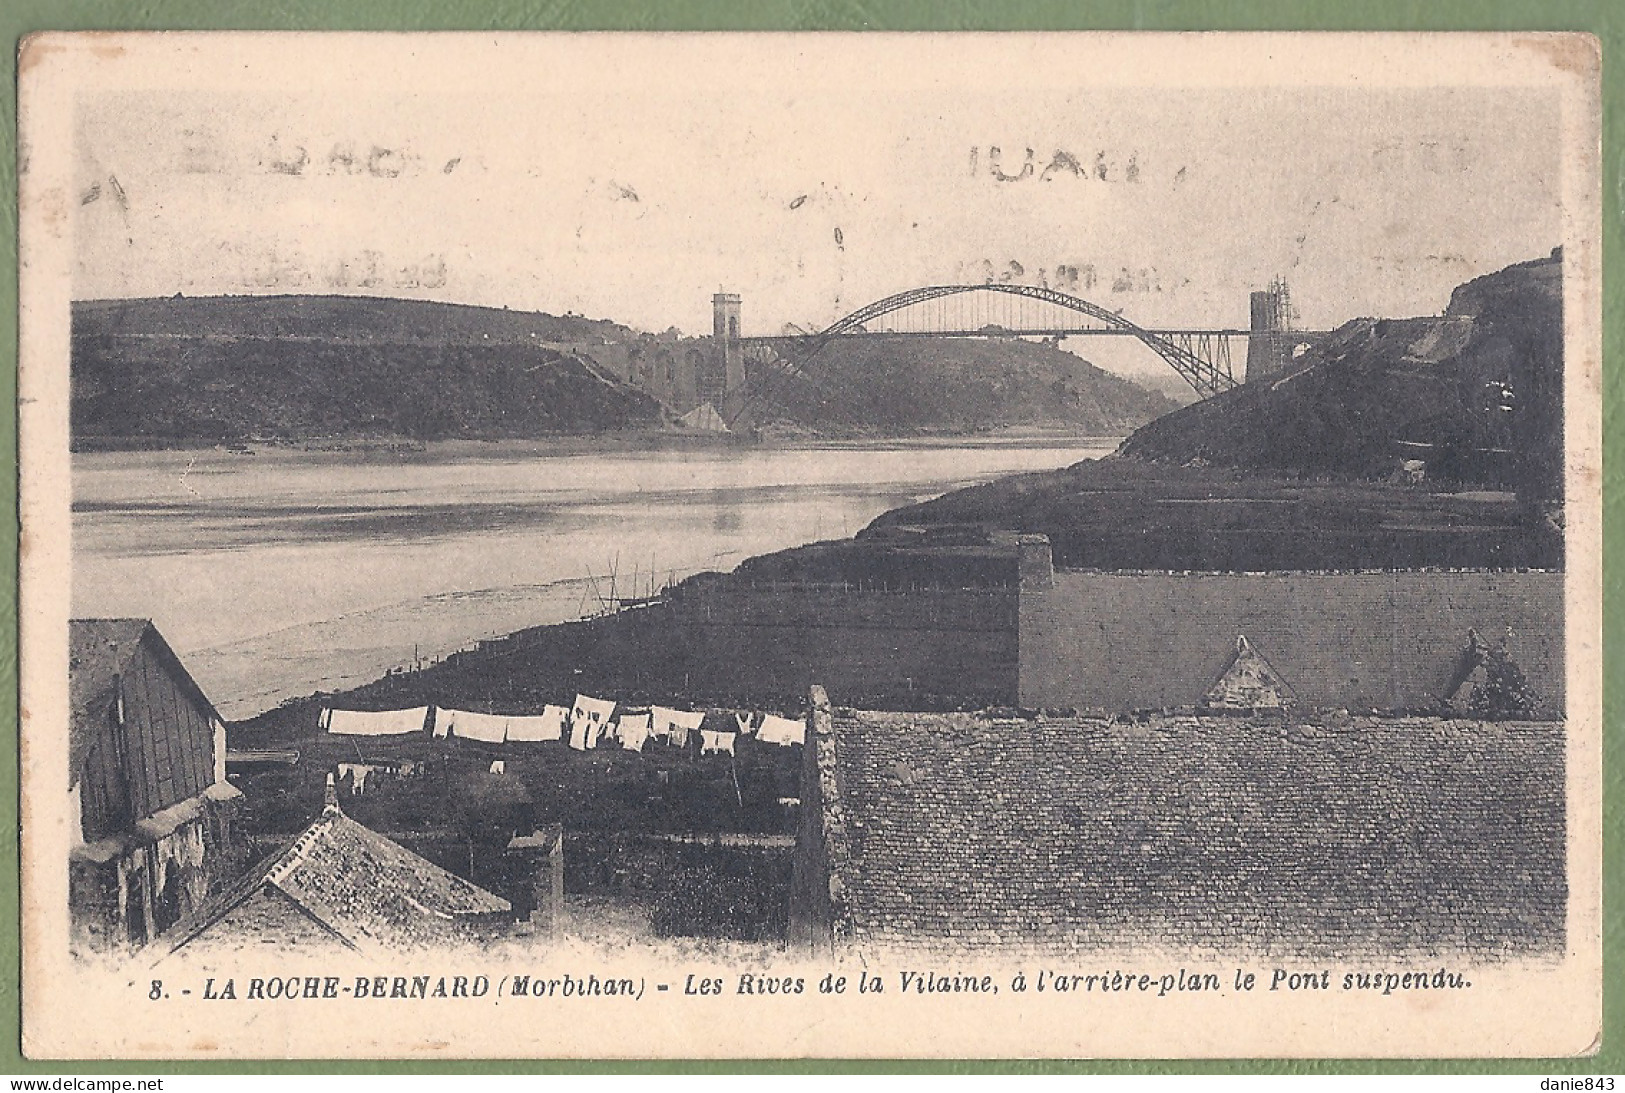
(708, 281), (1326, 424)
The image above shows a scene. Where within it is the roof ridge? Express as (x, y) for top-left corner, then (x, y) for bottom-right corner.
(264, 810), (340, 889)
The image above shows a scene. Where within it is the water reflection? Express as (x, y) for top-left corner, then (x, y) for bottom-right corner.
(73, 438), (1115, 717)
(710, 489), (743, 533)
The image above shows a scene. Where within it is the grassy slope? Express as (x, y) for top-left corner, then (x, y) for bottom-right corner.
(745, 335), (1180, 434)
(72, 295), (664, 444)
(73, 293), (636, 344)
(72, 336), (665, 443)
(864, 458), (1561, 570)
(73, 296), (1182, 443)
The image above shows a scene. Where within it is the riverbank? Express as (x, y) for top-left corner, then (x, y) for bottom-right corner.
(227, 452), (1563, 741)
(78, 437), (1119, 717)
(73, 424), (1124, 456)
(74, 295), (1178, 448)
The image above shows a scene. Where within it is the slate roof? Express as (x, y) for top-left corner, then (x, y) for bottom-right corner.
(68, 618), (150, 774)
(165, 794), (510, 954)
(821, 706), (1566, 953)
(827, 709), (1098, 947)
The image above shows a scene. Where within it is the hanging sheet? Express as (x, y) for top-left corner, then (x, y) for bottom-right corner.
(507, 705), (568, 742)
(757, 715), (807, 746)
(652, 706), (705, 747)
(568, 717), (593, 751)
(437, 708), (510, 744)
(617, 713), (652, 752)
(324, 707), (430, 736)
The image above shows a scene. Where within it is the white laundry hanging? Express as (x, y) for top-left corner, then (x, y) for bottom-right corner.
(507, 705), (568, 742)
(437, 708), (510, 744)
(757, 715), (806, 746)
(652, 706), (705, 747)
(700, 730), (737, 756)
(324, 707), (430, 736)
(617, 713), (652, 752)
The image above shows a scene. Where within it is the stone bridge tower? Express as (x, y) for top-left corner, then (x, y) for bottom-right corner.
(711, 292), (745, 407)
(1245, 277), (1296, 383)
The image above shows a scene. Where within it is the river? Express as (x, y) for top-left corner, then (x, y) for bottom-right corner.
(72, 436), (1117, 718)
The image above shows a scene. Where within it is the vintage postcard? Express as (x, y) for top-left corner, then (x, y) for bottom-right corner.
(17, 32), (1602, 1058)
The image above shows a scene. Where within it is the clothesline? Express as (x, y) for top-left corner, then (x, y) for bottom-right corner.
(321, 697), (805, 750)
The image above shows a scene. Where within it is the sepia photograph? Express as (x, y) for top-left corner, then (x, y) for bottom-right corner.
(16, 31), (1603, 1059)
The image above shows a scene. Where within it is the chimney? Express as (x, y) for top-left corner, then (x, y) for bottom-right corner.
(504, 825), (564, 935)
(323, 772), (340, 812)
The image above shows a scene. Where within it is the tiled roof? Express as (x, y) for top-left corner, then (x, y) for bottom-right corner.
(166, 799), (509, 954)
(822, 707), (1565, 952)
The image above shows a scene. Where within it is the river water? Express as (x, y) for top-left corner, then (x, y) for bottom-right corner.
(72, 437), (1117, 718)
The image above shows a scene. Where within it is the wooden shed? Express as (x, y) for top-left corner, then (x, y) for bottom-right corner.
(68, 619), (247, 951)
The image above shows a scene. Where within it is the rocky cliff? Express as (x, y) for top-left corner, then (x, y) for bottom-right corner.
(1117, 250), (1564, 499)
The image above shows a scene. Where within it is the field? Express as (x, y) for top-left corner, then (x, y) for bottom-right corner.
(866, 458), (1562, 571)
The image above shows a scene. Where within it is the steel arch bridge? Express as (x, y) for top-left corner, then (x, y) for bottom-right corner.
(733, 283), (1247, 424)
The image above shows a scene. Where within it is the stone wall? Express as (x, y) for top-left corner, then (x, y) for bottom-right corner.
(1019, 546), (1565, 715)
(669, 582), (1018, 708)
(787, 687), (851, 952)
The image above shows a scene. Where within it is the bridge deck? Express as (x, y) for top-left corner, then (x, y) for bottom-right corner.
(740, 328), (1326, 343)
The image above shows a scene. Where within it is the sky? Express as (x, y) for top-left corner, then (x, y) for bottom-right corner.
(69, 36), (1565, 381)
